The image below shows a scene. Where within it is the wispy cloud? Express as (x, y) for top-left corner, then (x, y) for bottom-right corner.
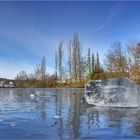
(0, 8), (59, 79)
(0, 29), (55, 58)
(0, 58), (55, 79)
(81, 2), (127, 39)
(0, 59), (33, 79)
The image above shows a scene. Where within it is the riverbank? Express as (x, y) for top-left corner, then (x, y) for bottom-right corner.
(2, 77), (140, 88)
(14, 80), (86, 88)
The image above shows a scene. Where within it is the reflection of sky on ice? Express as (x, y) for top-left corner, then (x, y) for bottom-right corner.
(0, 88), (140, 139)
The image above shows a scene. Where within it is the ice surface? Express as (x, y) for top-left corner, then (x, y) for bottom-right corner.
(85, 78), (140, 107)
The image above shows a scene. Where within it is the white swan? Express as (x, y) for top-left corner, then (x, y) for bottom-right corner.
(54, 115), (61, 119)
(35, 91), (40, 95)
(30, 94), (35, 98)
(30, 90), (40, 99)
(34, 90), (40, 95)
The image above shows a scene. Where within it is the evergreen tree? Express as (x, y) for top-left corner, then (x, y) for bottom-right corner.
(91, 53), (95, 72)
(88, 48), (91, 74)
(95, 52), (100, 71)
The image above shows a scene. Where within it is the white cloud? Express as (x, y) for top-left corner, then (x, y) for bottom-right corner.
(0, 58), (55, 79)
(0, 58), (33, 79)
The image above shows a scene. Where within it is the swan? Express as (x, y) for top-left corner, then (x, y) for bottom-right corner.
(30, 90), (40, 99)
(54, 115), (61, 119)
(34, 90), (40, 95)
(30, 94), (35, 98)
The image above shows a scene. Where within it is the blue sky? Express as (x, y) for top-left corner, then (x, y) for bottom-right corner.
(0, 1), (140, 79)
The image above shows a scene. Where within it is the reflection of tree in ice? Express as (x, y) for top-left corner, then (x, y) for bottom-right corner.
(86, 106), (140, 136)
(65, 91), (81, 139)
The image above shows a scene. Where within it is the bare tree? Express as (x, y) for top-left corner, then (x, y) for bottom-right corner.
(41, 56), (46, 80)
(72, 33), (81, 81)
(72, 33), (77, 81)
(55, 50), (58, 77)
(105, 42), (127, 74)
(58, 41), (63, 82)
(16, 70), (28, 80)
(77, 41), (82, 81)
(34, 64), (42, 80)
(127, 40), (140, 80)
(34, 56), (46, 80)
(68, 40), (72, 83)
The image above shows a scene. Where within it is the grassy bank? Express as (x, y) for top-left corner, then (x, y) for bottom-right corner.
(14, 80), (86, 88)
(14, 76), (140, 88)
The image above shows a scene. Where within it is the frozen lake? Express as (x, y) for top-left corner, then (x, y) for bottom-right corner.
(0, 88), (140, 139)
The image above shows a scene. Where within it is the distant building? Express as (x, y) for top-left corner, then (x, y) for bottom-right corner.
(4, 81), (14, 88)
(0, 81), (4, 88)
(0, 80), (14, 88)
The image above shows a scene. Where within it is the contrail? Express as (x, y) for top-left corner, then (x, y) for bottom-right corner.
(80, 2), (126, 39)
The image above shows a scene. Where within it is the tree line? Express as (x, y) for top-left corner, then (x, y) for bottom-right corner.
(15, 33), (140, 87)
(105, 41), (140, 83)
